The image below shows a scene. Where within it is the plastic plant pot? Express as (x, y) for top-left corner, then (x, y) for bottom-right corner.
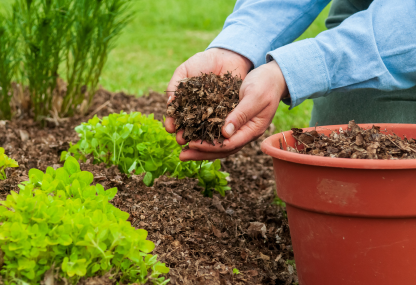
(261, 124), (416, 285)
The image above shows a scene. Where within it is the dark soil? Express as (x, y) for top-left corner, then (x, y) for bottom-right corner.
(0, 89), (296, 285)
(167, 72), (241, 146)
(290, 120), (416, 159)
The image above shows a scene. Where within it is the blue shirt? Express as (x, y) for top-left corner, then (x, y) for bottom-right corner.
(207, 0), (416, 109)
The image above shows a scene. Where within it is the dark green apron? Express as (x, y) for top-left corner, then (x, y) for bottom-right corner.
(310, 0), (416, 126)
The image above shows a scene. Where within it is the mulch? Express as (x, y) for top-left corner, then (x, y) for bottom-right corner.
(0, 89), (296, 285)
(167, 72), (241, 145)
(290, 120), (416, 159)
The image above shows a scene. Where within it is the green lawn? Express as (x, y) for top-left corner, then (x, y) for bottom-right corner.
(0, 0), (330, 130)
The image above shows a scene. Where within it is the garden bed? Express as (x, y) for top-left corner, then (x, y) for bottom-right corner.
(0, 90), (295, 285)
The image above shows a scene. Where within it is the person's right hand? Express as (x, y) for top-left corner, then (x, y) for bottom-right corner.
(164, 48), (253, 140)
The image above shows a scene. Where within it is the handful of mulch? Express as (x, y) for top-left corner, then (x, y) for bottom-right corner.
(287, 120), (416, 159)
(167, 72), (242, 145)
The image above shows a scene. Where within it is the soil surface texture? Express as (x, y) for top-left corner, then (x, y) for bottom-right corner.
(290, 120), (416, 159)
(167, 72), (241, 146)
(0, 90), (296, 284)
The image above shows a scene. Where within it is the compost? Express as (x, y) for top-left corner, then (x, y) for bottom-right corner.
(167, 72), (242, 145)
(289, 120), (416, 159)
(0, 90), (296, 284)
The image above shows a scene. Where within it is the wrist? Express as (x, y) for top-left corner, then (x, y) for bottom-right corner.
(211, 47), (254, 74)
(267, 60), (289, 101)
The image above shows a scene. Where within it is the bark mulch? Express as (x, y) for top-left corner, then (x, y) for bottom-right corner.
(0, 89), (296, 285)
(290, 120), (416, 159)
(167, 72), (241, 146)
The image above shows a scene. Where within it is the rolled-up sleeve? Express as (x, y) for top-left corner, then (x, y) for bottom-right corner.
(207, 0), (330, 68)
(268, 0), (416, 108)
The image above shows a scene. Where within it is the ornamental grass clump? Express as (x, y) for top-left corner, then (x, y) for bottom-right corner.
(62, 111), (231, 197)
(0, 16), (19, 120)
(13, 0), (73, 121)
(0, 0), (132, 121)
(63, 0), (132, 115)
(0, 157), (169, 284)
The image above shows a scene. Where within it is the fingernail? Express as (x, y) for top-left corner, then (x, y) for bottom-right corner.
(225, 123), (235, 136)
(168, 95), (172, 103)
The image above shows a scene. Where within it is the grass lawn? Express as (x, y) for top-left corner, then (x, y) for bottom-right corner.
(0, 0), (330, 130)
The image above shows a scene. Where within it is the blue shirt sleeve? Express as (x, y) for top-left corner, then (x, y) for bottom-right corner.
(268, 0), (416, 108)
(207, 0), (330, 68)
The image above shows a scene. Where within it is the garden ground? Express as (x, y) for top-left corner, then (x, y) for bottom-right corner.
(2, 90), (295, 284)
(0, 1), (331, 283)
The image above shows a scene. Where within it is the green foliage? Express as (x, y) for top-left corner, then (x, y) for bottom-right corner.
(63, 0), (133, 115)
(272, 195), (287, 218)
(0, 147), (18, 180)
(272, 196), (286, 208)
(62, 111), (230, 197)
(0, 0), (133, 121)
(0, 157), (169, 284)
(273, 100), (313, 132)
(232, 268), (240, 275)
(0, 14), (19, 120)
(13, 0), (73, 121)
(286, 260), (296, 268)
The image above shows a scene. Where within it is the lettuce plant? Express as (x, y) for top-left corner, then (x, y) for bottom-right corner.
(62, 111), (230, 197)
(0, 147), (18, 180)
(0, 157), (169, 284)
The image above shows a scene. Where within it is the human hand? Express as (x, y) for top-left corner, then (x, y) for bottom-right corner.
(164, 48), (253, 134)
(179, 60), (288, 161)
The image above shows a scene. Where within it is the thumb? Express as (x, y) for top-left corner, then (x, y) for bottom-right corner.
(222, 90), (265, 138)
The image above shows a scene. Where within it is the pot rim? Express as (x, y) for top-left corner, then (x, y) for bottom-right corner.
(261, 123), (416, 170)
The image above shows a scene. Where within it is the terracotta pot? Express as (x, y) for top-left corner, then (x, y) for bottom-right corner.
(261, 124), (416, 285)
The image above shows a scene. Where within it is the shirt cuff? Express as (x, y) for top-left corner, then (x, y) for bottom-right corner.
(207, 23), (272, 68)
(266, 39), (330, 108)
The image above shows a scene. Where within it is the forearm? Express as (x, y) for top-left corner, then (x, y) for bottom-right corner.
(268, 0), (416, 108)
(207, 0), (330, 68)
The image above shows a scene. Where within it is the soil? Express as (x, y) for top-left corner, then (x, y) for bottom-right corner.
(289, 120), (416, 159)
(167, 72), (241, 146)
(0, 89), (296, 285)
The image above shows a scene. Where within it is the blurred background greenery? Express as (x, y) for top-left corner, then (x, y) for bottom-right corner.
(0, 0), (330, 130)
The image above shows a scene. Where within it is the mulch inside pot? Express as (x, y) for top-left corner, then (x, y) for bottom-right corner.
(0, 89), (296, 285)
(289, 120), (416, 159)
(167, 72), (241, 146)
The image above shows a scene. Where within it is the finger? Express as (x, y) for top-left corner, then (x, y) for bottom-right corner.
(179, 147), (243, 161)
(165, 117), (176, 133)
(188, 116), (268, 153)
(166, 64), (188, 134)
(222, 87), (268, 138)
(188, 138), (233, 153)
(167, 64), (187, 102)
(176, 130), (188, 145)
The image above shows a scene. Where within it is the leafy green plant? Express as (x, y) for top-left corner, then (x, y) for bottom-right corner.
(0, 147), (18, 180)
(232, 268), (240, 275)
(0, 14), (19, 120)
(61, 111), (230, 197)
(0, 157), (169, 284)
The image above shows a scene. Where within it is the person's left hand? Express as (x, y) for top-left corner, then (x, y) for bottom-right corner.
(179, 60), (289, 161)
